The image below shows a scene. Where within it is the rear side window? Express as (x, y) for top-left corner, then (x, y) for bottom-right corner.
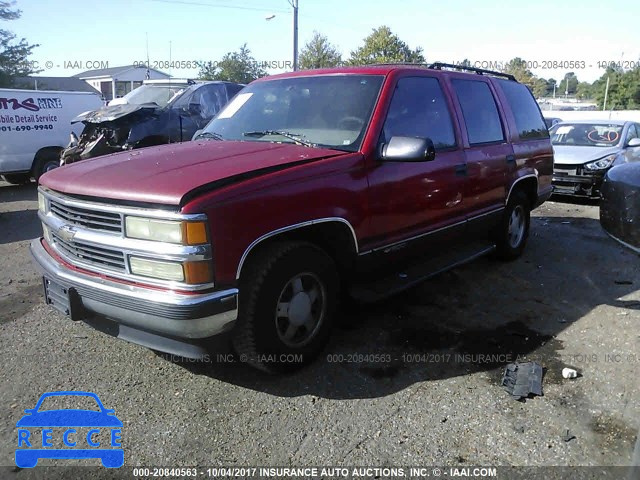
(451, 79), (504, 145)
(382, 76), (457, 150)
(497, 79), (549, 140)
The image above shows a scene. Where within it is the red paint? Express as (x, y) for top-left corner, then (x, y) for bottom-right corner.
(40, 65), (553, 289)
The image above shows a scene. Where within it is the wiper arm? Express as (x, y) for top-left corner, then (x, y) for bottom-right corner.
(195, 131), (224, 141)
(243, 130), (315, 147)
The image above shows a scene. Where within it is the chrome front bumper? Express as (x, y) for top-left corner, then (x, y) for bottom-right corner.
(30, 238), (238, 356)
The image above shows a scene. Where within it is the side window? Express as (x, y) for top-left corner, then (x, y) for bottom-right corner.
(497, 79), (549, 140)
(451, 79), (504, 145)
(190, 84), (227, 121)
(626, 124), (638, 144)
(382, 76), (456, 150)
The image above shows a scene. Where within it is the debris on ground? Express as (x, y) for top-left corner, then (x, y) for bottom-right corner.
(561, 429), (576, 442)
(562, 368), (578, 379)
(501, 361), (544, 400)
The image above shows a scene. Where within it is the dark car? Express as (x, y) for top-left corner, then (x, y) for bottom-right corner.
(60, 80), (244, 164)
(600, 162), (640, 253)
(550, 120), (640, 197)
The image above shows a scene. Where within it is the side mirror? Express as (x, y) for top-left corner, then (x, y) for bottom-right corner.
(192, 129), (203, 141)
(627, 137), (640, 147)
(381, 136), (436, 162)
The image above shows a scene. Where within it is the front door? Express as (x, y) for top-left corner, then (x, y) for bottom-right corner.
(365, 75), (467, 256)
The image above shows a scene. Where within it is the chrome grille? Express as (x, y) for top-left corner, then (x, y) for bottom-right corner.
(51, 232), (126, 272)
(49, 199), (122, 234)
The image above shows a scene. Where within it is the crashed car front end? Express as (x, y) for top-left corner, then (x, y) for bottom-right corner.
(60, 105), (159, 165)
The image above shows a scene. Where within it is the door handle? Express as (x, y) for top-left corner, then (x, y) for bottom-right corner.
(506, 154), (516, 163)
(455, 164), (467, 176)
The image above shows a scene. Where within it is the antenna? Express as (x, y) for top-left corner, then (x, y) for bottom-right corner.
(145, 32), (151, 80)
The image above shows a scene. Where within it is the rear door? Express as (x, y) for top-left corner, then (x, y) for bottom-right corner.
(448, 76), (513, 228)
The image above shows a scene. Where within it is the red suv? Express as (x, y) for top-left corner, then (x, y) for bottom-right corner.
(31, 64), (553, 372)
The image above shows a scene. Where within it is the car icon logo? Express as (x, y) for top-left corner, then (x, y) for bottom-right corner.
(56, 225), (77, 242)
(15, 391), (123, 468)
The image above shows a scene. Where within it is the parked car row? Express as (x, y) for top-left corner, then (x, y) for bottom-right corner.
(0, 79), (244, 183)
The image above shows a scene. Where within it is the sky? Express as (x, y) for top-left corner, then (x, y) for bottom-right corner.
(8, 0), (639, 84)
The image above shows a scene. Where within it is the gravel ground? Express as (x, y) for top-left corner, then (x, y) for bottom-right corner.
(0, 180), (638, 478)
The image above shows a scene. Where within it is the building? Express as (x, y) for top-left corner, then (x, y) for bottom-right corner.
(73, 65), (170, 101)
(13, 76), (101, 94)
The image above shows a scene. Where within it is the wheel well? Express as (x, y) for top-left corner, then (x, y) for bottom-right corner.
(509, 176), (538, 208)
(238, 221), (358, 282)
(32, 146), (63, 171)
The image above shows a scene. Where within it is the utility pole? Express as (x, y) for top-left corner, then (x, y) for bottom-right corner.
(603, 76), (610, 111)
(292, 0), (299, 71)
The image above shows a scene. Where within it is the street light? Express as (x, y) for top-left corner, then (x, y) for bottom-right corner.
(265, 0), (299, 71)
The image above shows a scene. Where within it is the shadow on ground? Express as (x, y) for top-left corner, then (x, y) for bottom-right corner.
(159, 214), (638, 399)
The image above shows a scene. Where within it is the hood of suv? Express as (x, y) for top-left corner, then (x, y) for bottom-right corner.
(553, 145), (621, 166)
(40, 140), (347, 206)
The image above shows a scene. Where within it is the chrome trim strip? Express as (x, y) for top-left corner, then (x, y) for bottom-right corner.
(32, 238), (235, 308)
(40, 211), (211, 261)
(235, 217), (359, 279)
(506, 174), (538, 205)
(359, 207), (505, 256)
(39, 187), (207, 221)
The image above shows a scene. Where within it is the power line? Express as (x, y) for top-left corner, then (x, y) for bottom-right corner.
(151, 0), (290, 13)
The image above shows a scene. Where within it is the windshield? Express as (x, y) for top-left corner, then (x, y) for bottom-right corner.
(550, 123), (624, 147)
(202, 75), (384, 152)
(122, 85), (187, 107)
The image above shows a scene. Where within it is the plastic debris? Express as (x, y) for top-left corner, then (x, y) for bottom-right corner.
(501, 361), (544, 400)
(562, 429), (576, 442)
(562, 368), (578, 379)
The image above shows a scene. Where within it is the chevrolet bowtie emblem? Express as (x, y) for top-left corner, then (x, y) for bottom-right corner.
(57, 225), (77, 242)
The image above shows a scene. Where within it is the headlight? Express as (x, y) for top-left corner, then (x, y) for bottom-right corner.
(129, 256), (212, 284)
(584, 154), (617, 171)
(130, 257), (184, 282)
(38, 192), (46, 213)
(125, 217), (208, 245)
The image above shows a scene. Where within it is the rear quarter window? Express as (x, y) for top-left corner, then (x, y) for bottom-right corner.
(451, 79), (504, 145)
(496, 79), (549, 140)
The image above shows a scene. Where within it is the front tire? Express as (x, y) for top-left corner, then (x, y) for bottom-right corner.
(233, 241), (339, 373)
(495, 190), (530, 260)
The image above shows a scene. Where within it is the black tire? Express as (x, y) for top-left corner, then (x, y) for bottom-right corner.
(233, 241), (339, 373)
(2, 173), (31, 185)
(495, 190), (530, 261)
(32, 149), (61, 183)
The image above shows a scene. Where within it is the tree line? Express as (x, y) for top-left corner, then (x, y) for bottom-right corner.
(2, 3), (638, 110)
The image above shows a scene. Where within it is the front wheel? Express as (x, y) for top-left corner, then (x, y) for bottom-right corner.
(233, 241), (339, 373)
(495, 190), (530, 261)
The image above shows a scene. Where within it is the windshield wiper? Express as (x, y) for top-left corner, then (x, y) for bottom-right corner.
(195, 131), (224, 141)
(243, 130), (315, 147)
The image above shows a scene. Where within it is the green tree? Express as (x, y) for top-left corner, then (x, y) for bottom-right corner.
(0, 1), (40, 87)
(299, 31), (342, 70)
(348, 26), (424, 65)
(198, 44), (266, 84)
(503, 57), (538, 94)
(575, 81), (594, 100)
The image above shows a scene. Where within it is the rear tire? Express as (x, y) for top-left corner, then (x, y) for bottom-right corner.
(495, 190), (530, 261)
(32, 149), (62, 183)
(233, 241), (339, 373)
(2, 173), (31, 184)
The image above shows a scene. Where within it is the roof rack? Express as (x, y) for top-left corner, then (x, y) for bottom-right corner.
(428, 62), (517, 81)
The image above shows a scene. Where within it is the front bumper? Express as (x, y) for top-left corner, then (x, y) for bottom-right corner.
(552, 171), (605, 197)
(30, 238), (238, 358)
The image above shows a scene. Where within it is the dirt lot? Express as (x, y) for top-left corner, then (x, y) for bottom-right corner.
(0, 180), (638, 477)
